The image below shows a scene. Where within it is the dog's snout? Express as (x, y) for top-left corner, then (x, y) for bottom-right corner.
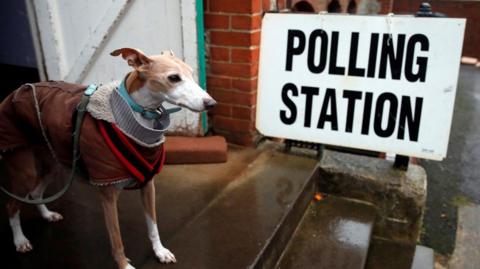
(203, 98), (217, 109)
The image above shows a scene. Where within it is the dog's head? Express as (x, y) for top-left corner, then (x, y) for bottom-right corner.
(111, 47), (216, 112)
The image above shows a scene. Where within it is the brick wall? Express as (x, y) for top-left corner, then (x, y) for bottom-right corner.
(204, 0), (270, 146)
(392, 0), (480, 58)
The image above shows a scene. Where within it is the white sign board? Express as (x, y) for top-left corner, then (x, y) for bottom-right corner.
(257, 13), (465, 160)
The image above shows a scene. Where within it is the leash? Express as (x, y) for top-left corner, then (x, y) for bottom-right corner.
(0, 84), (97, 204)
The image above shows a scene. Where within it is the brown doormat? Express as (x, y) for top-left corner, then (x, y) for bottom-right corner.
(164, 136), (228, 164)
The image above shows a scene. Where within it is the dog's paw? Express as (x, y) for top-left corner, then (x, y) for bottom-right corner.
(154, 247), (176, 264)
(42, 211), (63, 222)
(15, 238), (33, 253)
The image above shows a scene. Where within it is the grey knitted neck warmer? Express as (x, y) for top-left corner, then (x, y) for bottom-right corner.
(86, 81), (169, 148)
(110, 89), (169, 147)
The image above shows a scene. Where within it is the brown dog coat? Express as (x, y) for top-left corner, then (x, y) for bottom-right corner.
(0, 81), (164, 187)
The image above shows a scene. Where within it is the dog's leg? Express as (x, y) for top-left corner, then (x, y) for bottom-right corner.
(30, 180), (63, 222)
(6, 199), (33, 253)
(4, 147), (38, 253)
(141, 180), (176, 263)
(98, 186), (134, 269)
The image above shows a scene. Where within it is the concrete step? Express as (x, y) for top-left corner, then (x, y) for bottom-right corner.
(141, 148), (318, 269)
(276, 195), (376, 269)
(365, 237), (434, 269)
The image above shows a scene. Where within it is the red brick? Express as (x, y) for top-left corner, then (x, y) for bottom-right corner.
(164, 136), (227, 164)
(209, 47), (230, 61)
(204, 14), (230, 29)
(228, 132), (257, 146)
(231, 47), (259, 63)
(251, 31), (261, 46)
(231, 14), (262, 30)
(232, 78), (258, 92)
(210, 89), (256, 106)
(233, 106), (255, 120)
(210, 31), (261, 46)
(210, 62), (257, 78)
(214, 117), (255, 132)
(250, 63), (259, 77)
(209, 0), (261, 13)
(263, 0), (271, 11)
(207, 75), (231, 89)
(210, 103), (232, 117)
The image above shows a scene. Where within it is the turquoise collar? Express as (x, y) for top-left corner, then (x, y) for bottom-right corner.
(117, 79), (181, 120)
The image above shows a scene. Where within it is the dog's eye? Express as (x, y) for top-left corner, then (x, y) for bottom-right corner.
(168, 74), (182, 83)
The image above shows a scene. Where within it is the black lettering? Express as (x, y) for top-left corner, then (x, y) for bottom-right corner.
(348, 32), (365, 77)
(301, 86), (319, 127)
(343, 90), (362, 133)
(398, 96), (423, 141)
(379, 34), (406, 80)
(307, 30), (328, 74)
(405, 34), (429, 82)
(317, 88), (338, 130)
(374, 92), (398, 137)
(280, 83), (298, 125)
(328, 32), (345, 75)
(361, 92), (373, 135)
(286, 30), (306, 71)
(367, 33), (379, 78)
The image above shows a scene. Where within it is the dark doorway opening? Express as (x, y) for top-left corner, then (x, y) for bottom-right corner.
(0, 0), (40, 101)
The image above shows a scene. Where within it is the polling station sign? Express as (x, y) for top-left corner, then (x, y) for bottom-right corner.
(256, 13), (465, 160)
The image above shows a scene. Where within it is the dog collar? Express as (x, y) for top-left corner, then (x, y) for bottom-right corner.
(117, 80), (181, 120)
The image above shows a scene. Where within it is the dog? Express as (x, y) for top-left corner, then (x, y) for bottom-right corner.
(0, 48), (216, 269)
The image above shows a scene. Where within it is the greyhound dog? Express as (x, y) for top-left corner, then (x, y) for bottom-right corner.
(0, 48), (216, 269)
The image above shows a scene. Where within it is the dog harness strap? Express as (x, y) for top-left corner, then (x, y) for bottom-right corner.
(0, 84), (98, 204)
(97, 120), (165, 188)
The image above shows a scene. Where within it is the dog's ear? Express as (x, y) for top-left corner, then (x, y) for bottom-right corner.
(110, 48), (152, 69)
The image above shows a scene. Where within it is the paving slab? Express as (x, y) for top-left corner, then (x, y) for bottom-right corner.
(277, 196), (376, 269)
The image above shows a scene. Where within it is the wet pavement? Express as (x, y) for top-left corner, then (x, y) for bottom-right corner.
(277, 196), (376, 269)
(420, 66), (480, 254)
